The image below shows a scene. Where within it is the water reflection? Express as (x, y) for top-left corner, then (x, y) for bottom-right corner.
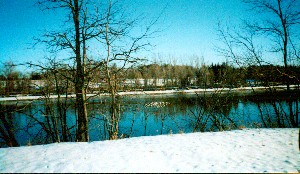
(0, 91), (299, 147)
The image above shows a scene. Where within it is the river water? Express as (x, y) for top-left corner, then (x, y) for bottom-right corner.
(0, 91), (299, 147)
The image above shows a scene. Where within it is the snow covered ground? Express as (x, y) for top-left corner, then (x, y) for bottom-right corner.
(0, 128), (299, 173)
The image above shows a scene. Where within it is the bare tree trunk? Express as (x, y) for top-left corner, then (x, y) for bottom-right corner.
(296, 100), (299, 127)
(288, 100), (296, 127)
(276, 0), (297, 127)
(277, 0), (290, 91)
(73, 0), (88, 142)
(256, 102), (267, 127)
(0, 125), (19, 147)
(0, 114), (19, 147)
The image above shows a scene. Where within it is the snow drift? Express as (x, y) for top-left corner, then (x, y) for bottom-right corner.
(0, 128), (299, 173)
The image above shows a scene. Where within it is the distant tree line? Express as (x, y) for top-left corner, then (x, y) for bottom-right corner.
(1, 61), (299, 96)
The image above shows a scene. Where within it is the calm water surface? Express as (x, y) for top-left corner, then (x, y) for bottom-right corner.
(1, 91), (299, 147)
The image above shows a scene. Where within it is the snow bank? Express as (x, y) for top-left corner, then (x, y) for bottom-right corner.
(0, 128), (299, 173)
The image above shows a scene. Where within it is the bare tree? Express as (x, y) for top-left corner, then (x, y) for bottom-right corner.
(216, 0), (300, 128)
(243, 0), (300, 90)
(32, 0), (161, 142)
(243, 0), (299, 127)
(216, 22), (266, 68)
(1, 62), (19, 96)
(0, 104), (20, 147)
(35, 0), (109, 142)
(100, 0), (159, 139)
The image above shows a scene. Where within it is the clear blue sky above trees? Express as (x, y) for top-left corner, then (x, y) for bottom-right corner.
(0, 0), (281, 71)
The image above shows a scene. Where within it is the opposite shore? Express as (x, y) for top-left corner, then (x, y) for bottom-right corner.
(0, 85), (299, 102)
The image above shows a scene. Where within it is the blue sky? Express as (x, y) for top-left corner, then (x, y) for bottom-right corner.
(0, 0), (261, 71)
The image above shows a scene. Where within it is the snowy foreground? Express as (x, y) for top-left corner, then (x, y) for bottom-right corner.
(0, 129), (299, 173)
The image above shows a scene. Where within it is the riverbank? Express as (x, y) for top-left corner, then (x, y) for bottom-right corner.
(0, 128), (298, 173)
(0, 85), (299, 102)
